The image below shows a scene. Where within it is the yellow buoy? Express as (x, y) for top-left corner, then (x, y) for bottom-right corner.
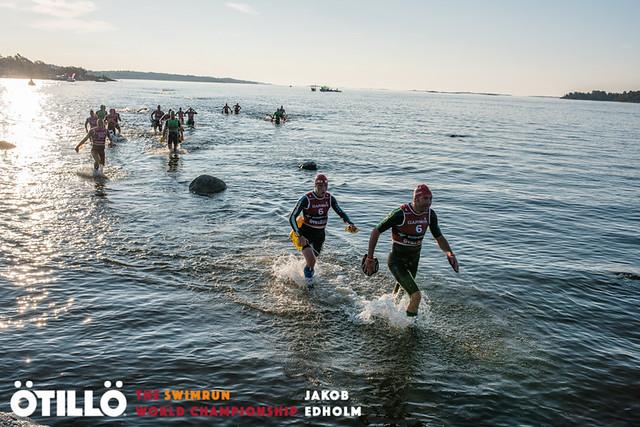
(289, 217), (305, 250)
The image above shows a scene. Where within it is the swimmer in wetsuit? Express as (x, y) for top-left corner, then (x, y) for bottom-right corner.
(289, 174), (357, 287)
(363, 184), (459, 318)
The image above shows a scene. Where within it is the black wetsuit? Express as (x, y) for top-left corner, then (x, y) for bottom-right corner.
(376, 207), (442, 295)
(289, 193), (353, 255)
(165, 119), (181, 149)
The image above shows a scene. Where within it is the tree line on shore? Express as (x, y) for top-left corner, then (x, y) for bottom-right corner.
(0, 53), (113, 81)
(0, 53), (262, 84)
(562, 90), (639, 103)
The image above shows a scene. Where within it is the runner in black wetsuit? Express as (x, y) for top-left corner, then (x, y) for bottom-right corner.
(363, 184), (459, 317)
(289, 174), (357, 287)
(162, 111), (183, 153)
(151, 105), (164, 132)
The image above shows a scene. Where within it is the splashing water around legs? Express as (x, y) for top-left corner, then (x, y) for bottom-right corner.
(356, 289), (431, 328)
(271, 253), (322, 290)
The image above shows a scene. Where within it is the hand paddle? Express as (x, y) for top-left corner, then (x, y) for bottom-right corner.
(361, 254), (379, 277)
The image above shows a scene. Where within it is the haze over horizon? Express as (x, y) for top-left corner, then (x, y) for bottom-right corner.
(1, 0), (638, 96)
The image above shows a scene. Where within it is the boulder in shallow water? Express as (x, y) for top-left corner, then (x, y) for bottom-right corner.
(0, 411), (48, 426)
(189, 175), (227, 195)
(616, 271), (640, 280)
(299, 161), (317, 170)
(0, 140), (16, 149)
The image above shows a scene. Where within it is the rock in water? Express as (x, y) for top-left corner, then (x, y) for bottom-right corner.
(189, 175), (227, 195)
(0, 411), (48, 426)
(299, 161), (317, 170)
(0, 140), (16, 149)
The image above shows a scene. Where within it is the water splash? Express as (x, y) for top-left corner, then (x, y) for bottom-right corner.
(354, 292), (431, 328)
(271, 253), (313, 290)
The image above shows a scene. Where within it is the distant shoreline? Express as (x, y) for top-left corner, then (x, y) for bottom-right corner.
(0, 54), (264, 85)
(95, 70), (264, 85)
(410, 89), (511, 97)
(0, 54), (114, 82)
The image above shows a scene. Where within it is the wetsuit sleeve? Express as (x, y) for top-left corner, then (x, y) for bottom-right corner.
(289, 196), (309, 234)
(429, 209), (443, 239)
(375, 208), (404, 233)
(330, 195), (353, 224)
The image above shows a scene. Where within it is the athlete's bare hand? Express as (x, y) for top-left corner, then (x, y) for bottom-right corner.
(363, 257), (376, 276)
(447, 252), (459, 273)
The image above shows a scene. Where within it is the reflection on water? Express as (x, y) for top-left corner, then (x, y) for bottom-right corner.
(0, 79), (46, 155)
(94, 181), (107, 197)
(0, 79), (65, 334)
(168, 154), (180, 172)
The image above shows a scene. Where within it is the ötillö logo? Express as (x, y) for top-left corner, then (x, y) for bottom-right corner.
(10, 380), (127, 417)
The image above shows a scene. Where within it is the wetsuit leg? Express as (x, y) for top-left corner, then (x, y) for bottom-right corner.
(300, 225), (325, 256)
(387, 249), (420, 295)
(311, 230), (325, 255)
(168, 132), (178, 150)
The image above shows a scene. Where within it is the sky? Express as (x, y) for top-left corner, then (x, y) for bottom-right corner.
(0, 0), (639, 95)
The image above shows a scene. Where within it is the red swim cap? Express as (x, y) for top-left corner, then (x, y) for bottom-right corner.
(315, 174), (328, 184)
(414, 183), (432, 198)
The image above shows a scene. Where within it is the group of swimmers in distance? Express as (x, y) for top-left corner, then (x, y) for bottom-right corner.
(150, 106), (200, 154)
(151, 105), (198, 132)
(75, 102), (288, 175)
(269, 105), (287, 124)
(84, 105), (122, 136)
(75, 105), (122, 175)
(220, 102), (285, 124)
(222, 103), (241, 114)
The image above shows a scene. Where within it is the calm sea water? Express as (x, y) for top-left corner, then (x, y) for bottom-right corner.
(0, 78), (638, 426)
